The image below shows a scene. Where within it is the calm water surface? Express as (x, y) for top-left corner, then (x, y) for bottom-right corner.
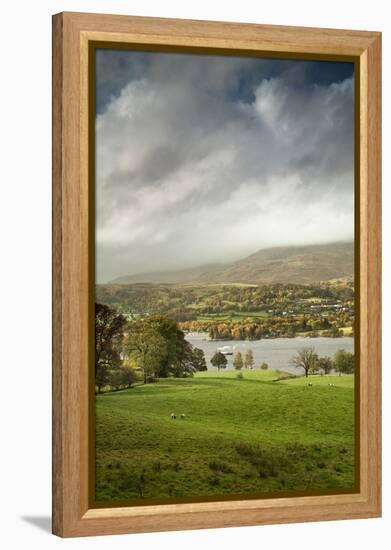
(185, 334), (354, 374)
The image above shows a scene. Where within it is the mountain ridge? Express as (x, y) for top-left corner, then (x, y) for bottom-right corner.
(110, 241), (354, 285)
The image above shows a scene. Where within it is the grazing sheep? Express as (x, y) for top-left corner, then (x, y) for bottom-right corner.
(308, 382), (313, 387)
(170, 413), (176, 419)
(180, 413), (186, 419)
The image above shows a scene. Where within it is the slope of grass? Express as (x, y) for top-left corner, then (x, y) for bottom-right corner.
(95, 371), (355, 502)
(107, 242), (354, 285)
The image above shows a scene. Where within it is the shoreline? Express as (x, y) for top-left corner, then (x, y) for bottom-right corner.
(184, 332), (354, 342)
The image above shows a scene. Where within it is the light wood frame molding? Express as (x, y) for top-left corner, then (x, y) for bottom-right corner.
(52, 11), (381, 538)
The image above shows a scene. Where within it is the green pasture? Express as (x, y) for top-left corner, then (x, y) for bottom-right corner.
(95, 371), (355, 502)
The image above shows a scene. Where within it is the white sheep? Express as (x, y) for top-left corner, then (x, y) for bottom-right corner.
(170, 413), (176, 419)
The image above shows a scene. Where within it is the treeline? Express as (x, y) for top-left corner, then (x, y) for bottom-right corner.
(95, 304), (207, 393)
(210, 349), (259, 371)
(291, 347), (355, 377)
(180, 317), (351, 340)
(208, 347), (355, 378)
(96, 281), (354, 320)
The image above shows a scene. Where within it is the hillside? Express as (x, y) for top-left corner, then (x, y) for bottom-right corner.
(96, 371), (355, 502)
(111, 241), (354, 285)
(113, 263), (223, 285)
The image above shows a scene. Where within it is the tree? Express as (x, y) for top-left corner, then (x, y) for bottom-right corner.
(317, 356), (333, 375)
(95, 303), (127, 392)
(125, 323), (168, 383)
(260, 362), (269, 370)
(233, 351), (244, 370)
(191, 347), (207, 371)
(124, 316), (190, 382)
(170, 340), (196, 378)
(106, 364), (139, 392)
(95, 362), (110, 394)
(211, 351), (228, 371)
(333, 349), (354, 375)
(170, 333), (196, 377)
(95, 304), (127, 371)
(244, 349), (254, 369)
(119, 364), (139, 388)
(108, 369), (123, 391)
(285, 326), (296, 338)
(291, 347), (318, 377)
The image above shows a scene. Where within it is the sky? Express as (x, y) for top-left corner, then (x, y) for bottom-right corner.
(95, 49), (354, 283)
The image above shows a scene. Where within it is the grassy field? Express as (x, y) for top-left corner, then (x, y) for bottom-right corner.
(95, 371), (355, 502)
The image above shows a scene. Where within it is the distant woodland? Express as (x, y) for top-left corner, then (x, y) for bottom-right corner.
(96, 280), (354, 341)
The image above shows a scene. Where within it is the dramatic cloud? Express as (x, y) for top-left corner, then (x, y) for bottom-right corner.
(95, 51), (354, 282)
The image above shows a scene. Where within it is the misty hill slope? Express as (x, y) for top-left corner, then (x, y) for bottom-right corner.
(111, 242), (354, 285)
(112, 263), (224, 284)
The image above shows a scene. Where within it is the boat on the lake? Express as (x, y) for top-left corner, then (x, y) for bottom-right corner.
(218, 345), (234, 355)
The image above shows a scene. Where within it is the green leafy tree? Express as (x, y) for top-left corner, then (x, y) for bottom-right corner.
(95, 362), (110, 394)
(291, 347), (319, 378)
(170, 341), (196, 378)
(95, 304), (127, 370)
(119, 364), (139, 388)
(191, 347), (207, 371)
(317, 356), (333, 375)
(334, 349), (355, 375)
(233, 351), (244, 370)
(244, 349), (254, 369)
(125, 325), (167, 383)
(108, 369), (123, 391)
(124, 316), (190, 382)
(95, 303), (127, 392)
(211, 351), (228, 371)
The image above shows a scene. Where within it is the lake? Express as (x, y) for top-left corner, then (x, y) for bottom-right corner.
(185, 333), (354, 374)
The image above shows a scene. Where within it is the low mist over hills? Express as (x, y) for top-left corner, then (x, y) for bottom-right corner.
(111, 242), (354, 286)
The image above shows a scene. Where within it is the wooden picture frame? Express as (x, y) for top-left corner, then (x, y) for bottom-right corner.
(52, 11), (381, 538)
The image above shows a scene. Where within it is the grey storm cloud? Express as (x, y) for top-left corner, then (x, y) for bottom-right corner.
(95, 51), (354, 282)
